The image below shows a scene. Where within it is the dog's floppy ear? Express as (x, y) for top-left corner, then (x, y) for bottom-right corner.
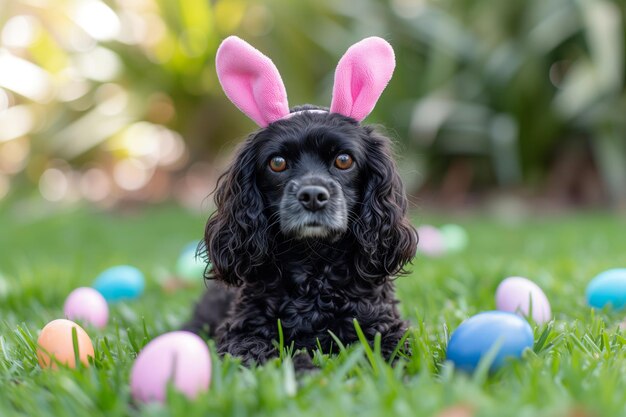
(352, 128), (418, 283)
(330, 37), (395, 122)
(203, 137), (268, 286)
(216, 36), (290, 127)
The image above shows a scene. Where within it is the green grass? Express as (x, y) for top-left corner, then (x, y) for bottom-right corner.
(1, 202), (626, 417)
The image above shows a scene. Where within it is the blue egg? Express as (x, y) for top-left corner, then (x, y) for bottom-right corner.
(93, 265), (145, 302)
(446, 311), (534, 373)
(586, 269), (626, 310)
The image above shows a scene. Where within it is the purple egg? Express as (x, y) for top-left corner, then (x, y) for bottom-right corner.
(130, 331), (211, 403)
(495, 276), (551, 324)
(63, 287), (109, 329)
(417, 225), (446, 257)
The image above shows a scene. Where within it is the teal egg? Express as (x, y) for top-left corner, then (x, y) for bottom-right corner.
(586, 269), (626, 310)
(440, 224), (469, 253)
(93, 265), (145, 302)
(176, 243), (208, 282)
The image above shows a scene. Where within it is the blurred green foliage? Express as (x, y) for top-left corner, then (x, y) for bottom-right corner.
(0, 0), (624, 206)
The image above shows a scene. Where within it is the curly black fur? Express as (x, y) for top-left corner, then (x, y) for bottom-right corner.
(184, 107), (418, 367)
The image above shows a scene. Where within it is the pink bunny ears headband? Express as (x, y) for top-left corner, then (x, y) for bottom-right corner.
(216, 36), (396, 127)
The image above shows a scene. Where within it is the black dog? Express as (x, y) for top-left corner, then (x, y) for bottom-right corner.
(184, 106), (418, 366)
(184, 35), (417, 367)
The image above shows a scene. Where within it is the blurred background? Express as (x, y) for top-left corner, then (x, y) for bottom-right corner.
(0, 0), (625, 215)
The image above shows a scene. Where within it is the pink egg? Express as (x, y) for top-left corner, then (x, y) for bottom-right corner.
(495, 276), (552, 324)
(417, 225), (446, 257)
(63, 287), (109, 329)
(130, 331), (211, 403)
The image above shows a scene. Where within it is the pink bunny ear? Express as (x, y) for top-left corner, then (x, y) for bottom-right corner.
(216, 36), (289, 127)
(330, 37), (395, 122)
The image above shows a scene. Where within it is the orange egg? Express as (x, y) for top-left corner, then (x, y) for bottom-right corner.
(37, 319), (95, 369)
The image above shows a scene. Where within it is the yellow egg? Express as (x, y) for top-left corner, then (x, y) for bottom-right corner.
(37, 319), (95, 369)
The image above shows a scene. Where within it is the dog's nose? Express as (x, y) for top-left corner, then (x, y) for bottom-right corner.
(297, 185), (330, 211)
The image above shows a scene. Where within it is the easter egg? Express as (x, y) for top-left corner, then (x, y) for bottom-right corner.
(495, 277), (551, 324)
(130, 331), (211, 403)
(37, 319), (95, 369)
(63, 287), (109, 329)
(417, 225), (446, 257)
(93, 265), (145, 302)
(586, 268), (626, 310)
(175, 242), (208, 282)
(440, 224), (469, 253)
(446, 311), (534, 373)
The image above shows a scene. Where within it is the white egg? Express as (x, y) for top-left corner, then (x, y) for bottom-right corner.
(495, 276), (551, 324)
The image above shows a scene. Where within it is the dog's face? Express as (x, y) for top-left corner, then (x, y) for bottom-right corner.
(254, 112), (366, 240)
(204, 108), (418, 285)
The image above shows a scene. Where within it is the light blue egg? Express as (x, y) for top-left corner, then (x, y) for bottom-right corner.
(176, 242), (209, 282)
(446, 311), (534, 373)
(586, 269), (626, 310)
(93, 265), (145, 302)
(440, 224), (469, 253)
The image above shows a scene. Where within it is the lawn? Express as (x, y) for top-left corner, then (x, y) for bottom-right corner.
(1, 203), (626, 417)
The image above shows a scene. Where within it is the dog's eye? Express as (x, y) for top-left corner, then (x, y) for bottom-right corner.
(269, 156), (287, 172)
(334, 154), (353, 170)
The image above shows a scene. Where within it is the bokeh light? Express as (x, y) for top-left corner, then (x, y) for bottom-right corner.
(71, 0), (121, 41)
(0, 51), (53, 102)
(1, 15), (38, 49)
(0, 105), (34, 142)
(0, 137), (30, 174)
(39, 167), (69, 202)
(79, 167), (111, 202)
(74, 47), (121, 81)
(113, 158), (153, 191)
